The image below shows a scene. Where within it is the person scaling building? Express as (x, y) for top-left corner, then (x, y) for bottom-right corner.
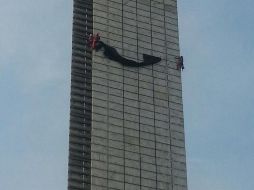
(88, 33), (100, 49)
(176, 55), (184, 71)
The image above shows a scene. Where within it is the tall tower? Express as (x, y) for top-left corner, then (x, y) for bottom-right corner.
(68, 0), (187, 190)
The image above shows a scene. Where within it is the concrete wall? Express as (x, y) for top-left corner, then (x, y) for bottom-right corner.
(90, 0), (187, 189)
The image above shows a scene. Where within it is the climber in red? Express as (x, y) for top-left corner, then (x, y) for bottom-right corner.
(88, 34), (93, 48)
(88, 33), (100, 49)
(176, 56), (184, 71)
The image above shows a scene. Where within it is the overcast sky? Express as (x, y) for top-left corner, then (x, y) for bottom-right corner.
(1, 0), (254, 190)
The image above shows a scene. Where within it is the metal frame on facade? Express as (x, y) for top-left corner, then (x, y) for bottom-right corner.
(68, 0), (93, 189)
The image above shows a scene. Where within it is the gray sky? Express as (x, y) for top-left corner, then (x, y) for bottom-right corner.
(179, 0), (254, 189)
(1, 0), (254, 190)
(0, 0), (71, 189)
